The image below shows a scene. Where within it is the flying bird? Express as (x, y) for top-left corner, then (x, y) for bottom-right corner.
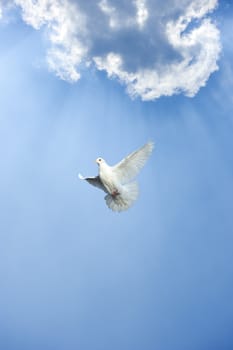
(79, 142), (154, 212)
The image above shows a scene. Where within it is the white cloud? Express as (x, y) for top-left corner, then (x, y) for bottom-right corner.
(134, 0), (148, 28)
(98, 0), (148, 29)
(98, 0), (118, 29)
(0, 0), (15, 23)
(2, 0), (221, 100)
(94, 1), (220, 100)
(15, 0), (88, 82)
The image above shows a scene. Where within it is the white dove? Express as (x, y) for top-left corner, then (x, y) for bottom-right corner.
(79, 141), (154, 212)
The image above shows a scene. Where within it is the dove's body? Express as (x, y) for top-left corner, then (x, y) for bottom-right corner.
(98, 162), (121, 195)
(79, 142), (154, 212)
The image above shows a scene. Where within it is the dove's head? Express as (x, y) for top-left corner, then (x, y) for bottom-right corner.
(96, 157), (105, 166)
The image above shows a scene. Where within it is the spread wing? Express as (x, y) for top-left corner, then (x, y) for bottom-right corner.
(78, 174), (107, 193)
(112, 142), (154, 184)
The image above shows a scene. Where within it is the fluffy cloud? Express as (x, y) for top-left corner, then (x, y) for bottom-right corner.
(2, 0), (221, 100)
(0, 0), (14, 22)
(15, 0), (88, 81)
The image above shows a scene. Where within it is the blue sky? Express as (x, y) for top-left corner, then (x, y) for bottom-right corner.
(0, 1), (233, 349)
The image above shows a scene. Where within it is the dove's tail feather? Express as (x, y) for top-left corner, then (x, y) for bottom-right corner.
(104, 182), (138, 212)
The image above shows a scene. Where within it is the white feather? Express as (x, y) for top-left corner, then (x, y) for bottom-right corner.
(112, 141), (154, 184)
(104, 182), (139, 212)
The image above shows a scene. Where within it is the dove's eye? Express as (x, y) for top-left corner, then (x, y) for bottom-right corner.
(99, 158), (102, 162)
